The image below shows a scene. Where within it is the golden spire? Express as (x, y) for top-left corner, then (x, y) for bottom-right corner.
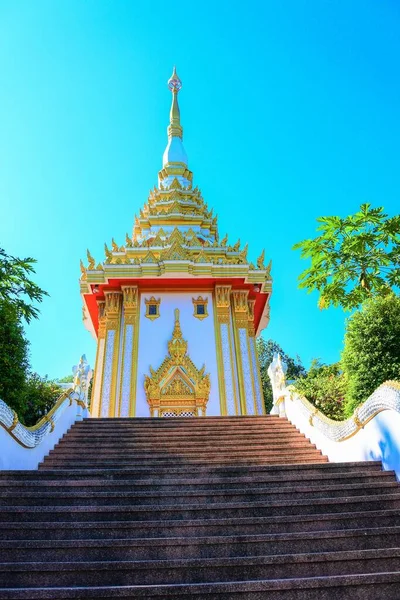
(168, 308), (188, 362)
(167, 66), (183, 140)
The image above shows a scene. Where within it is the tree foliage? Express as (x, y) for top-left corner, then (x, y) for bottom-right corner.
(293, 360), (346, 421)
(57, 374), (74, 383)
(293, 204), (400, 311)
(0, 247), (48, 323)
(342, 293), (400, 416)
(0, 247), (61, 425)
(257, 338), (306, 413)
(0, 303), (30, 417)
(21, 373), (62, 427)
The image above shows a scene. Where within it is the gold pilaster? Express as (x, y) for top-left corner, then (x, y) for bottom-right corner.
(231, 289), (250, 415)
(214, 285), (240, 415)
(103, 291), (122, 418)
(214, 286), (228, 415)
(247, 298), (266, 414)
(118, 286), (139, 417)
(247, 299), (256, 339)
(247, 299), (259, 414)
(91, 300), (106, 418)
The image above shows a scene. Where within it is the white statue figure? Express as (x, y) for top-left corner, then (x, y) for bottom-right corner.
(72, 354), (93, 404)
(268, 353), (288, 416)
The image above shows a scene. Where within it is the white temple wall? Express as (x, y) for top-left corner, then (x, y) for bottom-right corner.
(135, 291), (221, 416)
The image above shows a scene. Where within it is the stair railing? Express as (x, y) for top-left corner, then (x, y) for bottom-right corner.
(0, 355), (92, 449)
(268, 353), (400, 477)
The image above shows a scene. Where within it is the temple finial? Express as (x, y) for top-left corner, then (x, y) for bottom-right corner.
(161, 67), (190, 183)
(167, 67), (183, 139)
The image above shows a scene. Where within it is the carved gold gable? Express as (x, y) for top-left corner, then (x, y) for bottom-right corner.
(144, 309), (210, 417)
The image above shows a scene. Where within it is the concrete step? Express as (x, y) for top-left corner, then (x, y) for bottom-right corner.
(1, 482), (399, 507)
(3, 526), (400, 563)
(49, 440), (319, 454)
(0, 509), (398, 540)
(0, 470), (394, 492)
(67, 426), (298, 435)
(1, 548), (400, 587)
(1, 494), (400, 523)
(1, 573), (400, 599)
(73, 416), (285, 424)
(45, 448), (322, 460)
(68, 422), (297, 431)
(34, 461), (384, 476)
(40, 458), (328, 470)
(54, 437), (312, 449)
(1, 414), (399, 598)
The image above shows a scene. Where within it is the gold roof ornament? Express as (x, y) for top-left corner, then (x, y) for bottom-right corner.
(257, 249), (265, 270)
(167, 66), (183, 140)
(86, 250), (95, 270)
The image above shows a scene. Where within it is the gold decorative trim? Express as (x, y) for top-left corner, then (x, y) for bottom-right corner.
(144, 296), (161, 320)
(97, 300), (106, 339)
(213, 291), (227, 415)
(91, 300), (106, 418)
(131, 289), (141, 416)
(103, 291), (122, 418)
(231, 290), (250, 414)
(192, 296), (209, 320)
(215, 285), (231, 324)
(144, 309), (210, 417)
(228, 312), (241, 416)
(116, 286), (139, 417)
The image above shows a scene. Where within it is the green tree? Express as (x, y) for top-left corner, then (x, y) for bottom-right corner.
(342, 294), (400, 416)
(57, 374), (74, 384)
(20, 373), (62, 427)
(0, 247), (60, 425)
(293, 360), (346, 421)
(0, 303), (30, 416)
(293, 204), (400, 311)
(257, 338), (306, 413)
(0, 247), (48, 322)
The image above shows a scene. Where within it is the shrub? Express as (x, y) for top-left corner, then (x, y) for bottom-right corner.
(342, 294), (400, 416)
(294, 360), (346, 421)
(20, 373), (62, 426)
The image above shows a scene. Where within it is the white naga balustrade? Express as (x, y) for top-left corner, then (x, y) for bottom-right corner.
(0, 355), (92, 470)
(269, 353), (400, 478)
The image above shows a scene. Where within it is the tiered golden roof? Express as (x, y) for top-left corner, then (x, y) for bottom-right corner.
(80, 68), (272, 293)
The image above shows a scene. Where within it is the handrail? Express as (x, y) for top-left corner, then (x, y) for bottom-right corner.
(268, 353), (400, 442)
(285, 380), (400, 442)
(0, 355), (92, 449)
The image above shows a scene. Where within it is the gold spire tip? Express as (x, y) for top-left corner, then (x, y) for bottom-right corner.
(168, 67), (182, 93)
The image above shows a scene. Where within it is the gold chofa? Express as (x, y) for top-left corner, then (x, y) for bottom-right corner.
(144, 308), (210, 417)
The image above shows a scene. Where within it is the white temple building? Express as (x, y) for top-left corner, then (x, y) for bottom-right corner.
(79, 68), (272, 418)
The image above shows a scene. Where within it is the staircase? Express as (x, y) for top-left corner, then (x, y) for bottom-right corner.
(1, 415), (400, 598)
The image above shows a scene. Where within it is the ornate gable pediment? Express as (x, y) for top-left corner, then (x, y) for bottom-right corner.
(167, 227), (185, 245)
(144, 309), (210, 417)
(162, 241), (189, 261)
(142, 250), (158, 264)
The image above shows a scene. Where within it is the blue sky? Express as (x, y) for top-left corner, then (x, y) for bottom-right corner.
(1, 0), (399, 378)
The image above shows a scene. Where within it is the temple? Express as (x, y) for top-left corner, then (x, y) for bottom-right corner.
(80, 68), (272, 418)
